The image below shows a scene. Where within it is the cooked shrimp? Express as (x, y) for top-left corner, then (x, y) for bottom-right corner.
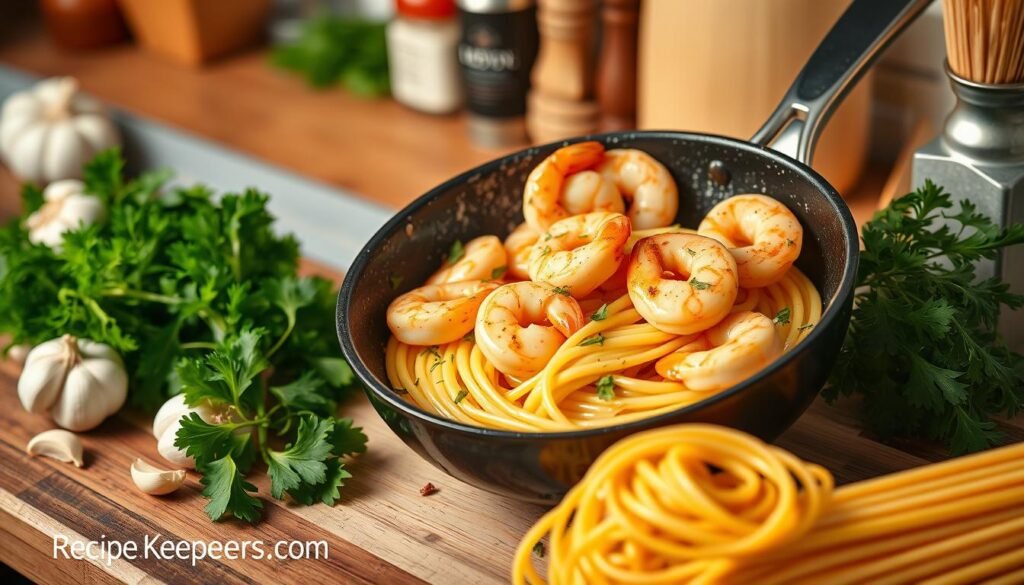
(698, 194), (803, 288)
(598, 149), (678, 229)
(523, 141), (606, 232)
(561, 170), (625, 216)
(655, 311), (782, 392)
(528, 211), (631, 298)
(504, 222), (541, 280)
(426, 235), (507, 284)
(626, 224), (694, 253)
(474, 281), (585, 379)
(627, 233), (738, 335)
(387, 280), (499, 346)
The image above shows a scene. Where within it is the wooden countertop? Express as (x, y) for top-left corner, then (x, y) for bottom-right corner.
(0, 23), (990, 585)
(0, 27), (891, 219)
(0, 30), (514, 211)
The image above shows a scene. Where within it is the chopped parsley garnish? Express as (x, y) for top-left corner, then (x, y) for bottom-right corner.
(447, 240), (465, 264)
(596, 375), (615, 401)
(774, 307), (791, 325)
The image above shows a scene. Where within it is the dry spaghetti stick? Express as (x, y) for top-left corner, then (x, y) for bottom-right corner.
(921, 542), (1024, 585)
(979, 566), (1024, 585)
(853, 515), (1024, 585)
(815, 466), (1024, 528)
(833, 441), (1024, 503)
(732, 506), (1024, 585)
(830, 455), (1024, 510)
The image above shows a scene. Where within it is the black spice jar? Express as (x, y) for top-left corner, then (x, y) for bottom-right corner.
(456, 0), (538, 147)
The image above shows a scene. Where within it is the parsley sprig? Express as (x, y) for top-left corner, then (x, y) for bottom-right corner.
(0, 150), (367, 521)
(826, 181), (1024, 454)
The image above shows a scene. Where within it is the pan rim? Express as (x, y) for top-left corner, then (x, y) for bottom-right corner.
(337, 130), (860, 441)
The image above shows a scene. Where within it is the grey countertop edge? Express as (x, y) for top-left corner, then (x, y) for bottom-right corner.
(0, 63), (396, 272)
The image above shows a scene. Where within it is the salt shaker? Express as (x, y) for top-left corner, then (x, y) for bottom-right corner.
(387, 0), (463, 114)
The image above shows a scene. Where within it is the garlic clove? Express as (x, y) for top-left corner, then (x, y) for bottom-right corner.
(81, 355), (128, 417)
(157, 422), (195, 469)
(42, 178), (84, 202)
(152, 394), (190, 439)
(6, 343), (31, 365)
(51, 365), (109, 432)
(17, 345), (67, 414)
(62, 194), (105, 225)
(130, 459), (186, 496)
(26, 429), (84, 467)
(7, 123), (47, 182)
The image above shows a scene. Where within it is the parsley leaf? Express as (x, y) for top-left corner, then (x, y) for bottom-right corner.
(491, 265), (508, 280)
(591, 303), (609, 321)
(270, 371), (335, 416)
(267, 415), (335, 499)
(200, 454), (263, 522)
(689, 278), (711, 290)
(580, 334), (605, 347)
(596, 375), (616, 401)
(331, 418), (368, 457)
(175, 412), (242, 467)
(826, 181), (1024, 454)
(552, 285), (571, 296)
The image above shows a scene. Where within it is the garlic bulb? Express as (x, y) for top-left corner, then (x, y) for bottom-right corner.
(0, 77), (120, 183)
(25, 179), (105, 249)
(18, 335), (128, 431)
(153, 394), (220, 469)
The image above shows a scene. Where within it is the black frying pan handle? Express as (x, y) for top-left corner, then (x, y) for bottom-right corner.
(751, 0), (933, 165)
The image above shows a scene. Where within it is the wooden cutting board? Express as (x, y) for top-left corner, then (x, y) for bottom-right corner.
(0, 357), (975, 585)
(4, 317), (1022, 585)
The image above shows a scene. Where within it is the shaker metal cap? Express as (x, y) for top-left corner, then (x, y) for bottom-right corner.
(456, 0), (534, 13)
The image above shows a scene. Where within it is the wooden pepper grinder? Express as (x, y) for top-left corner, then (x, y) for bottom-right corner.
(595, 0), (639, 131)
(527, 0), (600, 143)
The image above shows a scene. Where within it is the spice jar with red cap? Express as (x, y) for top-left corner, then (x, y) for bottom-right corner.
(387, 0), (463, 114)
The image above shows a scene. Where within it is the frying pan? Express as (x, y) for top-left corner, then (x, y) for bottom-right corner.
(338, 0), (932, 501)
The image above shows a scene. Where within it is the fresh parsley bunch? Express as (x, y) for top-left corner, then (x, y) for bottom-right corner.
(271, 17), (390, 96)
(826, 181), (1024, 453)
(0, 150), (367, 521)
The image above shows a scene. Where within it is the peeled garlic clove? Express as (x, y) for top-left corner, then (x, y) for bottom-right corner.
(26, 429), (84, 467)
(130, 459), (185, 496)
